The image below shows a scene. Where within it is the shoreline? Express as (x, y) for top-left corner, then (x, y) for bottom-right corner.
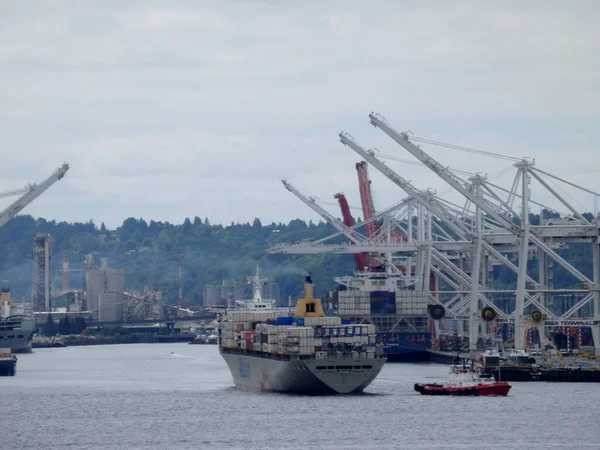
(33, 334), (196, 348)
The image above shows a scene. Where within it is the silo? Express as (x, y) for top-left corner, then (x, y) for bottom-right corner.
(85, 268), (104, 315)
(98, 293), (122, 322)
(203, 285), (221, 306)
(106, 269), (125, 296)
(106, 269), (125, 321)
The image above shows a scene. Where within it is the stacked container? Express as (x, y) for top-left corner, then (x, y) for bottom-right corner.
(222, 316), (378, 358)
(337, 290), (370, 316)
(370, 291), (396, 315)
(395, 290), (428, 316)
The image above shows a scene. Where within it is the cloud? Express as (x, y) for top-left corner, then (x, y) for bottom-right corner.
(0, 1), (598, 227)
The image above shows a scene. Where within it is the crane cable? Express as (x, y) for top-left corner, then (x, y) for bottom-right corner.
(375, 152), (475, 177)
(410, 136), (521, 162)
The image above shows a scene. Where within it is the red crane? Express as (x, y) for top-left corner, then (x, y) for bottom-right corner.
(333, 192), (368, 271)
(355, 162), (378, 239)
(356, 161), (408, 244)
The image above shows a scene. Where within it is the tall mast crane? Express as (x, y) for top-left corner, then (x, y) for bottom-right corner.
(356, 161), (378, 239)
(333, 193), (368, 271)
(0, 163), (70, 228)
(356, 161), (408, 270)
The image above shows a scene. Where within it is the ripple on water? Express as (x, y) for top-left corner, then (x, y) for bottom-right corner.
(3, 344), (599, 449)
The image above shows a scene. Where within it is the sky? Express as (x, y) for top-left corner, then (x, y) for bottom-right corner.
(1, 1), (599, 229)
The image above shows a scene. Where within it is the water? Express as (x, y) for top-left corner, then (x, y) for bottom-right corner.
(3, 344), (599, 449)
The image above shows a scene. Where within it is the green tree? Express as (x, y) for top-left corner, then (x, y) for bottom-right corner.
(58, 315), (71, 335)
(43, 314), (57, 337)
(73, 317), (87, 334)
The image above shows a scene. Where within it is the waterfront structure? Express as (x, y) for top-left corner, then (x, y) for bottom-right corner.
(270, 113), (600, 356)
(32, 234), (53, 312)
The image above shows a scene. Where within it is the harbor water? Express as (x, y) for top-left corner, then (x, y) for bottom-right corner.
(3, 344), (599, 449)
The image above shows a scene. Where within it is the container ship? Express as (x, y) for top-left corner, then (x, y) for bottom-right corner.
(326, 270), (432, 362)
(218, 271), (386, 394)
(0, 284), (34, 353)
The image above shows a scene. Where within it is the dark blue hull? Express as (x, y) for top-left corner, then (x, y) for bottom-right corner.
(379, 332), (431, 362)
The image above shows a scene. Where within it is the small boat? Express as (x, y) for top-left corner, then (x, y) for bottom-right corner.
(415, 357), (511, 396)
(0, 348), (17, 376)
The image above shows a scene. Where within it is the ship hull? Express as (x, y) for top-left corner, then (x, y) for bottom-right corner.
(378, 332), (431, 362)
(0, 358), (17, 376)
(0, 315), (34, 353)
(220, 348), (385, 395)
(414, 382), (511, 396)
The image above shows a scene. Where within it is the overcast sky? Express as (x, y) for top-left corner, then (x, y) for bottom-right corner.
(1, 1), (598, 229)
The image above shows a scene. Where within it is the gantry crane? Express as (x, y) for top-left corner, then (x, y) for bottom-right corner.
(368, 113), (598, 350)
(273, 114), (600, 353)
(282, 179), (367, 246)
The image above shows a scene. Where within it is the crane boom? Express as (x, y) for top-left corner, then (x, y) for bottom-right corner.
(339, 132), (539, 287)
(0, 163), (69, 228)
(355, 161), (378, 238)
(333, 193), (368, 270)
(281, 179), (365, 245)
(369, 114), (591, 286)
(368, 113), (521, 235)
(340, 132), (470, 239)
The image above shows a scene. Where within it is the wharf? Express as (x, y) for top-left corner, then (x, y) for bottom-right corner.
(33, 334), (196, 348)
(426, 350), (471, 365)
(428, 350), (600, 382)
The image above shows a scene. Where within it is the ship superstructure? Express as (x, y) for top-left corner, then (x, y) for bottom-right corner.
(0, 284), (34, 353)
(328, 269), (432, 361)
(218, 271), (385, 394)
(277, 179), (434, 361)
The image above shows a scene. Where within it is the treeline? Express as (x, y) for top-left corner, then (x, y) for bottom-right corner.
(0, 215), (354, 305)
(0, 210), (594, 306)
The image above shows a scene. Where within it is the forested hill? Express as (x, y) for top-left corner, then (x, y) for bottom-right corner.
(0, 213), (594, 305)
(0, 215), (355, 304)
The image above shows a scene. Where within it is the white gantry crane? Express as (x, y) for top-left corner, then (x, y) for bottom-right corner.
(272, 113), (600, 354)
(367, 113), (599, 352)
(0, 163), (70, 228)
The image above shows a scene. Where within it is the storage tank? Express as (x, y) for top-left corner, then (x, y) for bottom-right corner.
(86, 266), (125, 319)
(85, 269), (104, 314)
(98, 293), (123, 322)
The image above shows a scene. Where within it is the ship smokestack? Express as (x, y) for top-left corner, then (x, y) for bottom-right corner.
(304, 275), (314, 299)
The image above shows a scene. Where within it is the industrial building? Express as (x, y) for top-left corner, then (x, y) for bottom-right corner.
(32, 233), (53, 312)
(85, 258), (125, 321)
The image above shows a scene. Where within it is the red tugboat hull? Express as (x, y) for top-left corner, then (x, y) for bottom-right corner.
(414, 382), (511, 396)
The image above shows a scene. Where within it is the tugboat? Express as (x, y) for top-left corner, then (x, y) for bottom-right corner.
(415, 357), (511, 396)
